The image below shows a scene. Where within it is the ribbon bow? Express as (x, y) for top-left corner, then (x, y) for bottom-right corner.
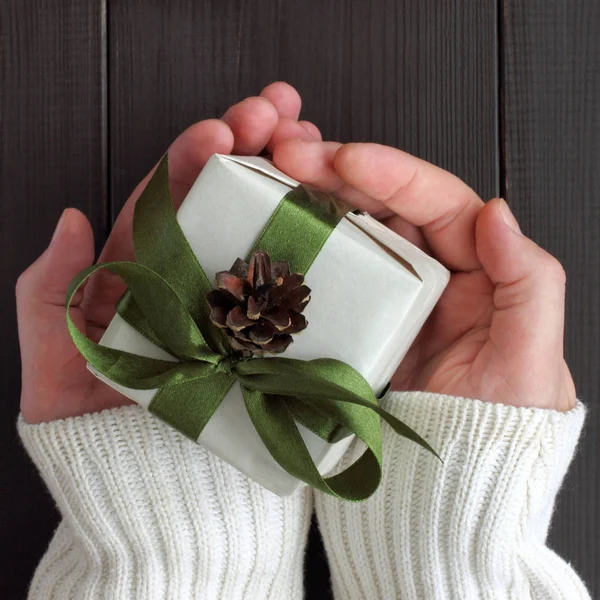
(66, 154), (436, 501)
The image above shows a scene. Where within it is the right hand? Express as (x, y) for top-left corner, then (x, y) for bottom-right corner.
(271, 138), (576, 412)
(17, 82), (322, 424)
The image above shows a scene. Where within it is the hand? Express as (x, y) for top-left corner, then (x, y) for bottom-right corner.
(271, 138), (576, 412)
(17, 83), (322, 424)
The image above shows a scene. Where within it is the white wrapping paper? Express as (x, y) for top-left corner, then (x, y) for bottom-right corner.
(89, 154), (450, 495)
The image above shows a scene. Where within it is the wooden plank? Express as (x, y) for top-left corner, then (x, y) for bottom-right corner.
(109, 0), (498, 214)
(109, 2), (498, 597)
(0, 1), (107, 596)
(502, 1), (600, 595)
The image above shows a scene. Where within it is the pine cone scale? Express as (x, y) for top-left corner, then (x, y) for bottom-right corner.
(209, 306), (228, 328)
(215, 272), (250, 301)
(225, 306), (255, 331)
(247, 296), (265, 320)
(207, 249), (311, 357)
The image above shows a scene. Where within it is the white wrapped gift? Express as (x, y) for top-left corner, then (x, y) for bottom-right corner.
(89, 154), (450, 496)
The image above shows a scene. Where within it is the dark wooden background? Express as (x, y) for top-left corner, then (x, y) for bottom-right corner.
(1, 1), (598, 598)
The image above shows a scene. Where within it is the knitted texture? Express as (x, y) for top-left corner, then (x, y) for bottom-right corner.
(315, 392), (590, 600)
(18, 405), (312, 600)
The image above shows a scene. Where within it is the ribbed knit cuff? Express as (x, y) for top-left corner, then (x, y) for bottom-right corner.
(19, 406), (312, 600)
(315, 392), (588, 600)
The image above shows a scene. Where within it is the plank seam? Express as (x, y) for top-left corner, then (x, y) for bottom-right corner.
(497, 0), (507, 199)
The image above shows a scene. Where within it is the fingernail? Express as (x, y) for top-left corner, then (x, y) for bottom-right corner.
(50, 209), (67, 246)
(499, 199), (523, 235)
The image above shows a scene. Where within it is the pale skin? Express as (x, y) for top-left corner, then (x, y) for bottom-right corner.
(16, 82), (576, 425)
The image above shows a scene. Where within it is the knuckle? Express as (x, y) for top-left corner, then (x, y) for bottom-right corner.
(539, 253), (567, 285)
(15, 268), (33, 298)
(388, 165), (421, 204)
(426, 190), (478, 233)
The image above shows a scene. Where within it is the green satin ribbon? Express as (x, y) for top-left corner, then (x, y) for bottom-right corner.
(66, 154), (436, 501)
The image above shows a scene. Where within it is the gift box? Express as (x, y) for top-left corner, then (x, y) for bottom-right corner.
(87, 154), (450, 496)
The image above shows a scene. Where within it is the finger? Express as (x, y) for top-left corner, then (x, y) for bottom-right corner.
(379, 214), (430, 253)
(221, 96), (279, 154)
(17, 209), (94, 310)
(259, 82), (323, 151)
(272, 140), (383, 212)
(273, 140), (428, 248)
(476, 198), (567, 374)
(265, 118), (321, 154)
(100, 119), (234, 266)
(84, 119), (234, 326)
(17, 209), (94, 359)
(334, 143), (484, 271)
(298, 121), (322, 140)
(260, 81), (302, 120)
(17, 210), (132, 423)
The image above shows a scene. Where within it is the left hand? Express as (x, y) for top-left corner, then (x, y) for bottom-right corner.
(17, 82), (321, 424)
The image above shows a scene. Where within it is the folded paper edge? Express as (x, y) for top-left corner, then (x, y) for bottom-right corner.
(217, 154), (300, 189)
(85, 155), (450, 496)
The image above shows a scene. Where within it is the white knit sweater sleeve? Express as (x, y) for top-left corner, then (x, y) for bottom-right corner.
(315, 392), (590, 600)
(17, 405), (312, 600)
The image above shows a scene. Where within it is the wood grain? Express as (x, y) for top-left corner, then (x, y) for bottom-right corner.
(0, 1), (107, 596)
(108, 2), (498, 597)
(4, 0), (597, 594)
(108, 0), (498, 217)
(502, 1), (600, 594)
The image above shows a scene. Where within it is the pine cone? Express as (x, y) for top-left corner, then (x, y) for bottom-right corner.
(207, 249), (311, 356)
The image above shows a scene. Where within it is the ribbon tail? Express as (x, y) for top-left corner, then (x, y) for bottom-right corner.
(236, 357), (438, 458)
(285, 398), (351, 444)
(366, 401), (439, 459)
(313, 392), (439, 460)
(149, 373), (235, 441)
(241, 387), (383, 501)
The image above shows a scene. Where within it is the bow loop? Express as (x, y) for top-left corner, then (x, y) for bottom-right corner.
(66, 153), (436, 501)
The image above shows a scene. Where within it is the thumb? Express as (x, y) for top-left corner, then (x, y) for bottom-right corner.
(475, 198), (570, 401)
(17, 209), (95, 310)
(16, 209), (95, 355)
